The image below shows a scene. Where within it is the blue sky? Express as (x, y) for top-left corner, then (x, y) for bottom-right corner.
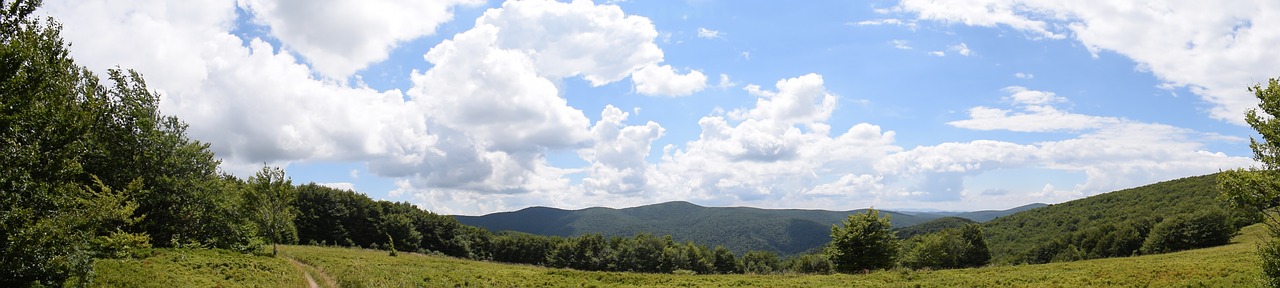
(42, 0), (1278, 215)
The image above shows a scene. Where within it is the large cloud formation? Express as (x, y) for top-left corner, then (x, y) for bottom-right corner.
(40, 0), (1258, 214)
(893, 0), (1280, 124)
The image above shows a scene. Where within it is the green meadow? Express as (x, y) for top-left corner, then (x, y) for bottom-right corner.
(91, 223), (1267, 287)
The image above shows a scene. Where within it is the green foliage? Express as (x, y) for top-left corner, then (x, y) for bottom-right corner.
(1022, 218), (1154, 264)
(455, 201), (945, 256)
(86, 248), (303, 287)
(246, 165), (297, 256)
(741, 250), (781, 274)
(782, 253), (833, 274)
(1264, 238), (1280, 288)
(1219, 76), (1280, 287)
(386, 233), (397, 257)
(711, 245), (742, 274)
(894, 216), (978, 240)
(1140, 208), (1235, 254)
(267, 225), (1269, 287)
(827, 209), (899, 273)
(983, 174), (1256, 264)
(898, 224), (990, 270)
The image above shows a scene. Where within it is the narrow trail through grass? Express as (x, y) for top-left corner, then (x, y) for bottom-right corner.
(286, 257), (319, 288)
(286, 255), (337, 288)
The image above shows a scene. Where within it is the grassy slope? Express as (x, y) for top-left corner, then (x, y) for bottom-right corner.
(273, 223), (1267, 287)
(88, 249), (304, 287)
(981, 173), (1226, 263)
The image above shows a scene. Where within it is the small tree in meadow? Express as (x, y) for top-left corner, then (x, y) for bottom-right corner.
(827, 209), (899, 273)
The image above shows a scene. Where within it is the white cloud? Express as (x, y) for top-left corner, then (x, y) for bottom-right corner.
(1014, 72), (1035, 79)
(1003, 86), (1065, 105)
(950, 87), (1111, 132)
(632, 64), (708, 96)
(318, 182), (357, 191)
(896, 0), (1280, 124)
(717, 74), (739, 89)
(931, 86), (1256, 197)
(928, 51), (945, 56)
(239, 0), (480, 80)
(891, 39), (912, 49)
(655, 73), (903, 205)
(897, 0), (1066, 40)
(42, 0), (699, 212)
(949, 42), (971, 56)
(579, 105), (664, 194)
(697, 27), (721, 39)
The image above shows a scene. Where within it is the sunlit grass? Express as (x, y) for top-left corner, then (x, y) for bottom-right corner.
(88, 224), (1267, 287)
(271, 223), (1268, 287)
(88, 248), (303, 287)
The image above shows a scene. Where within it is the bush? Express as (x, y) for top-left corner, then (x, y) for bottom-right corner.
(783, 254), (833, 274)
(1264, 238), (1280, 288)
(1140, 209), (1235, 254)
(898, 225), (989, 270)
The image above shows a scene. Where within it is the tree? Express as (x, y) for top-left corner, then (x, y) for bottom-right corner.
(958, 224), (990, 267)
(898, 225), (989, 270)
(826, 209), (899, 273)
(1, 0), (149, 284)
(1140, 209), (1235, 254)
(1220, 77), (1280, 287)
(711, 246), (741, 274)
(246, 165), (297, 256)
(741, 250), (780, 274)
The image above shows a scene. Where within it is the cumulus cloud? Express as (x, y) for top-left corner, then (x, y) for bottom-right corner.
(579, 105), (664, 194)
(632, 64), (708, 96)
(896, 0), (1280, 124)
(1014, 72), (1034, 79)
(42, 0), (699, 210)
(239, 0), (481, 79)
(39, 0), (1261, 214)
(655, 74), (902, 204)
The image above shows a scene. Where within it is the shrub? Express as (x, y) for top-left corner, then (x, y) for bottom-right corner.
(783, 254), (833, 274)
(1140, 209), (1235, 254)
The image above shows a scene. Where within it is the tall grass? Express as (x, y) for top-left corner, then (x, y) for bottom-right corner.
(88, 224), (1267, 287)
(88, 248), (303, 287)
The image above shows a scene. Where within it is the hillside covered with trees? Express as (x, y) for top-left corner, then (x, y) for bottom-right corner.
(980, 173), (1257, 264)
(454, 200), (1035, 255)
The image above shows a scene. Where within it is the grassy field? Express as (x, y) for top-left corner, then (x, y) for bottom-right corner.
(91, 224), (1269, 287)
(88, 248), (304, 287)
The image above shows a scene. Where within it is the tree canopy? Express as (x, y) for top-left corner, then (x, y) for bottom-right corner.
(826, 209), (898, 273)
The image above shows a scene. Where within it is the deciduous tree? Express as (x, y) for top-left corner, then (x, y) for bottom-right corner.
(826, 209), (898, 273)
(1219, 76), (1280, 287)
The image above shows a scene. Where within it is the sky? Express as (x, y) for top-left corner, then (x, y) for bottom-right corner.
(38, 0), (1280, 215)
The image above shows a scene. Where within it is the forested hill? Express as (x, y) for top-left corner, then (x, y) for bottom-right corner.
(980, 173), (1254, 264)
(455, 201), (1028, 255)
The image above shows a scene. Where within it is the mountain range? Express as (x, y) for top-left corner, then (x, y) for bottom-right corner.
(455, 201), (1045, 255)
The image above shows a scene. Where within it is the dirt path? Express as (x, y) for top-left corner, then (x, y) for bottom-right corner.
(285, 256), (334, 288)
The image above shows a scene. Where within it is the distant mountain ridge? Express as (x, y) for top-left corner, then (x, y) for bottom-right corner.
(454, 201), (1039, 255)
